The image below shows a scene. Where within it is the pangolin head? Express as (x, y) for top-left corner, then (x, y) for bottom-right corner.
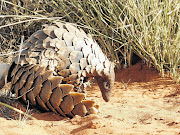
(95, 62), (115, 102)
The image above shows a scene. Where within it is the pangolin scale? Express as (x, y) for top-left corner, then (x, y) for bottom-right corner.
(6, 22), (115, 117)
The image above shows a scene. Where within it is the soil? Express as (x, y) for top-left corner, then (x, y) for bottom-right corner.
(0, 62), (179, 135)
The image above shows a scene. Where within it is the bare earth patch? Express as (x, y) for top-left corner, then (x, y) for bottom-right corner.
(0, 62), (179, 135)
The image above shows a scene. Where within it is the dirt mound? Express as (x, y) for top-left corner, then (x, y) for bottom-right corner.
(116, 62), (160, 82)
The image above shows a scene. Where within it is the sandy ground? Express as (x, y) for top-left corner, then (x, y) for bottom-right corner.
(0, 62), (179, 135)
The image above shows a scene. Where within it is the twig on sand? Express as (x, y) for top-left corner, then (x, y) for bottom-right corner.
(121, 79), (131, 90)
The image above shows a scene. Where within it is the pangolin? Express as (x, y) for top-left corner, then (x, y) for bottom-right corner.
(0, 22), (115, 117)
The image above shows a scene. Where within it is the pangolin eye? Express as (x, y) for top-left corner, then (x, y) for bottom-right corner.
(103, 82), (110, 89)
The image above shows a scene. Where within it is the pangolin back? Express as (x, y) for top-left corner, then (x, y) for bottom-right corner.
(7, 22), (115, 117)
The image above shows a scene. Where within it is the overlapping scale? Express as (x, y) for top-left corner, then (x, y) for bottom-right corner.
(50, 86), (63, 109)
(33, 30), (48, 39)
(43, 25), (57, 38)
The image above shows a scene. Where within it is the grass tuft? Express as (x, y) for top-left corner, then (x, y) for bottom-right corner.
(0, 0), (179, 82)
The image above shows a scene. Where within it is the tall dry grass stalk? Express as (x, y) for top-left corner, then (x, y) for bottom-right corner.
(0, 0), (179, 82)
(124, 0), (180, 82)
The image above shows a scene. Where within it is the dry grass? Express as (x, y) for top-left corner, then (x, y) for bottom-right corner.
(0, 0), (179, 82)
(0, 86), (35, 126)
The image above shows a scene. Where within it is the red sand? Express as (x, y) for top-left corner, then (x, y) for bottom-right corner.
(0, 62), (179, 135)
